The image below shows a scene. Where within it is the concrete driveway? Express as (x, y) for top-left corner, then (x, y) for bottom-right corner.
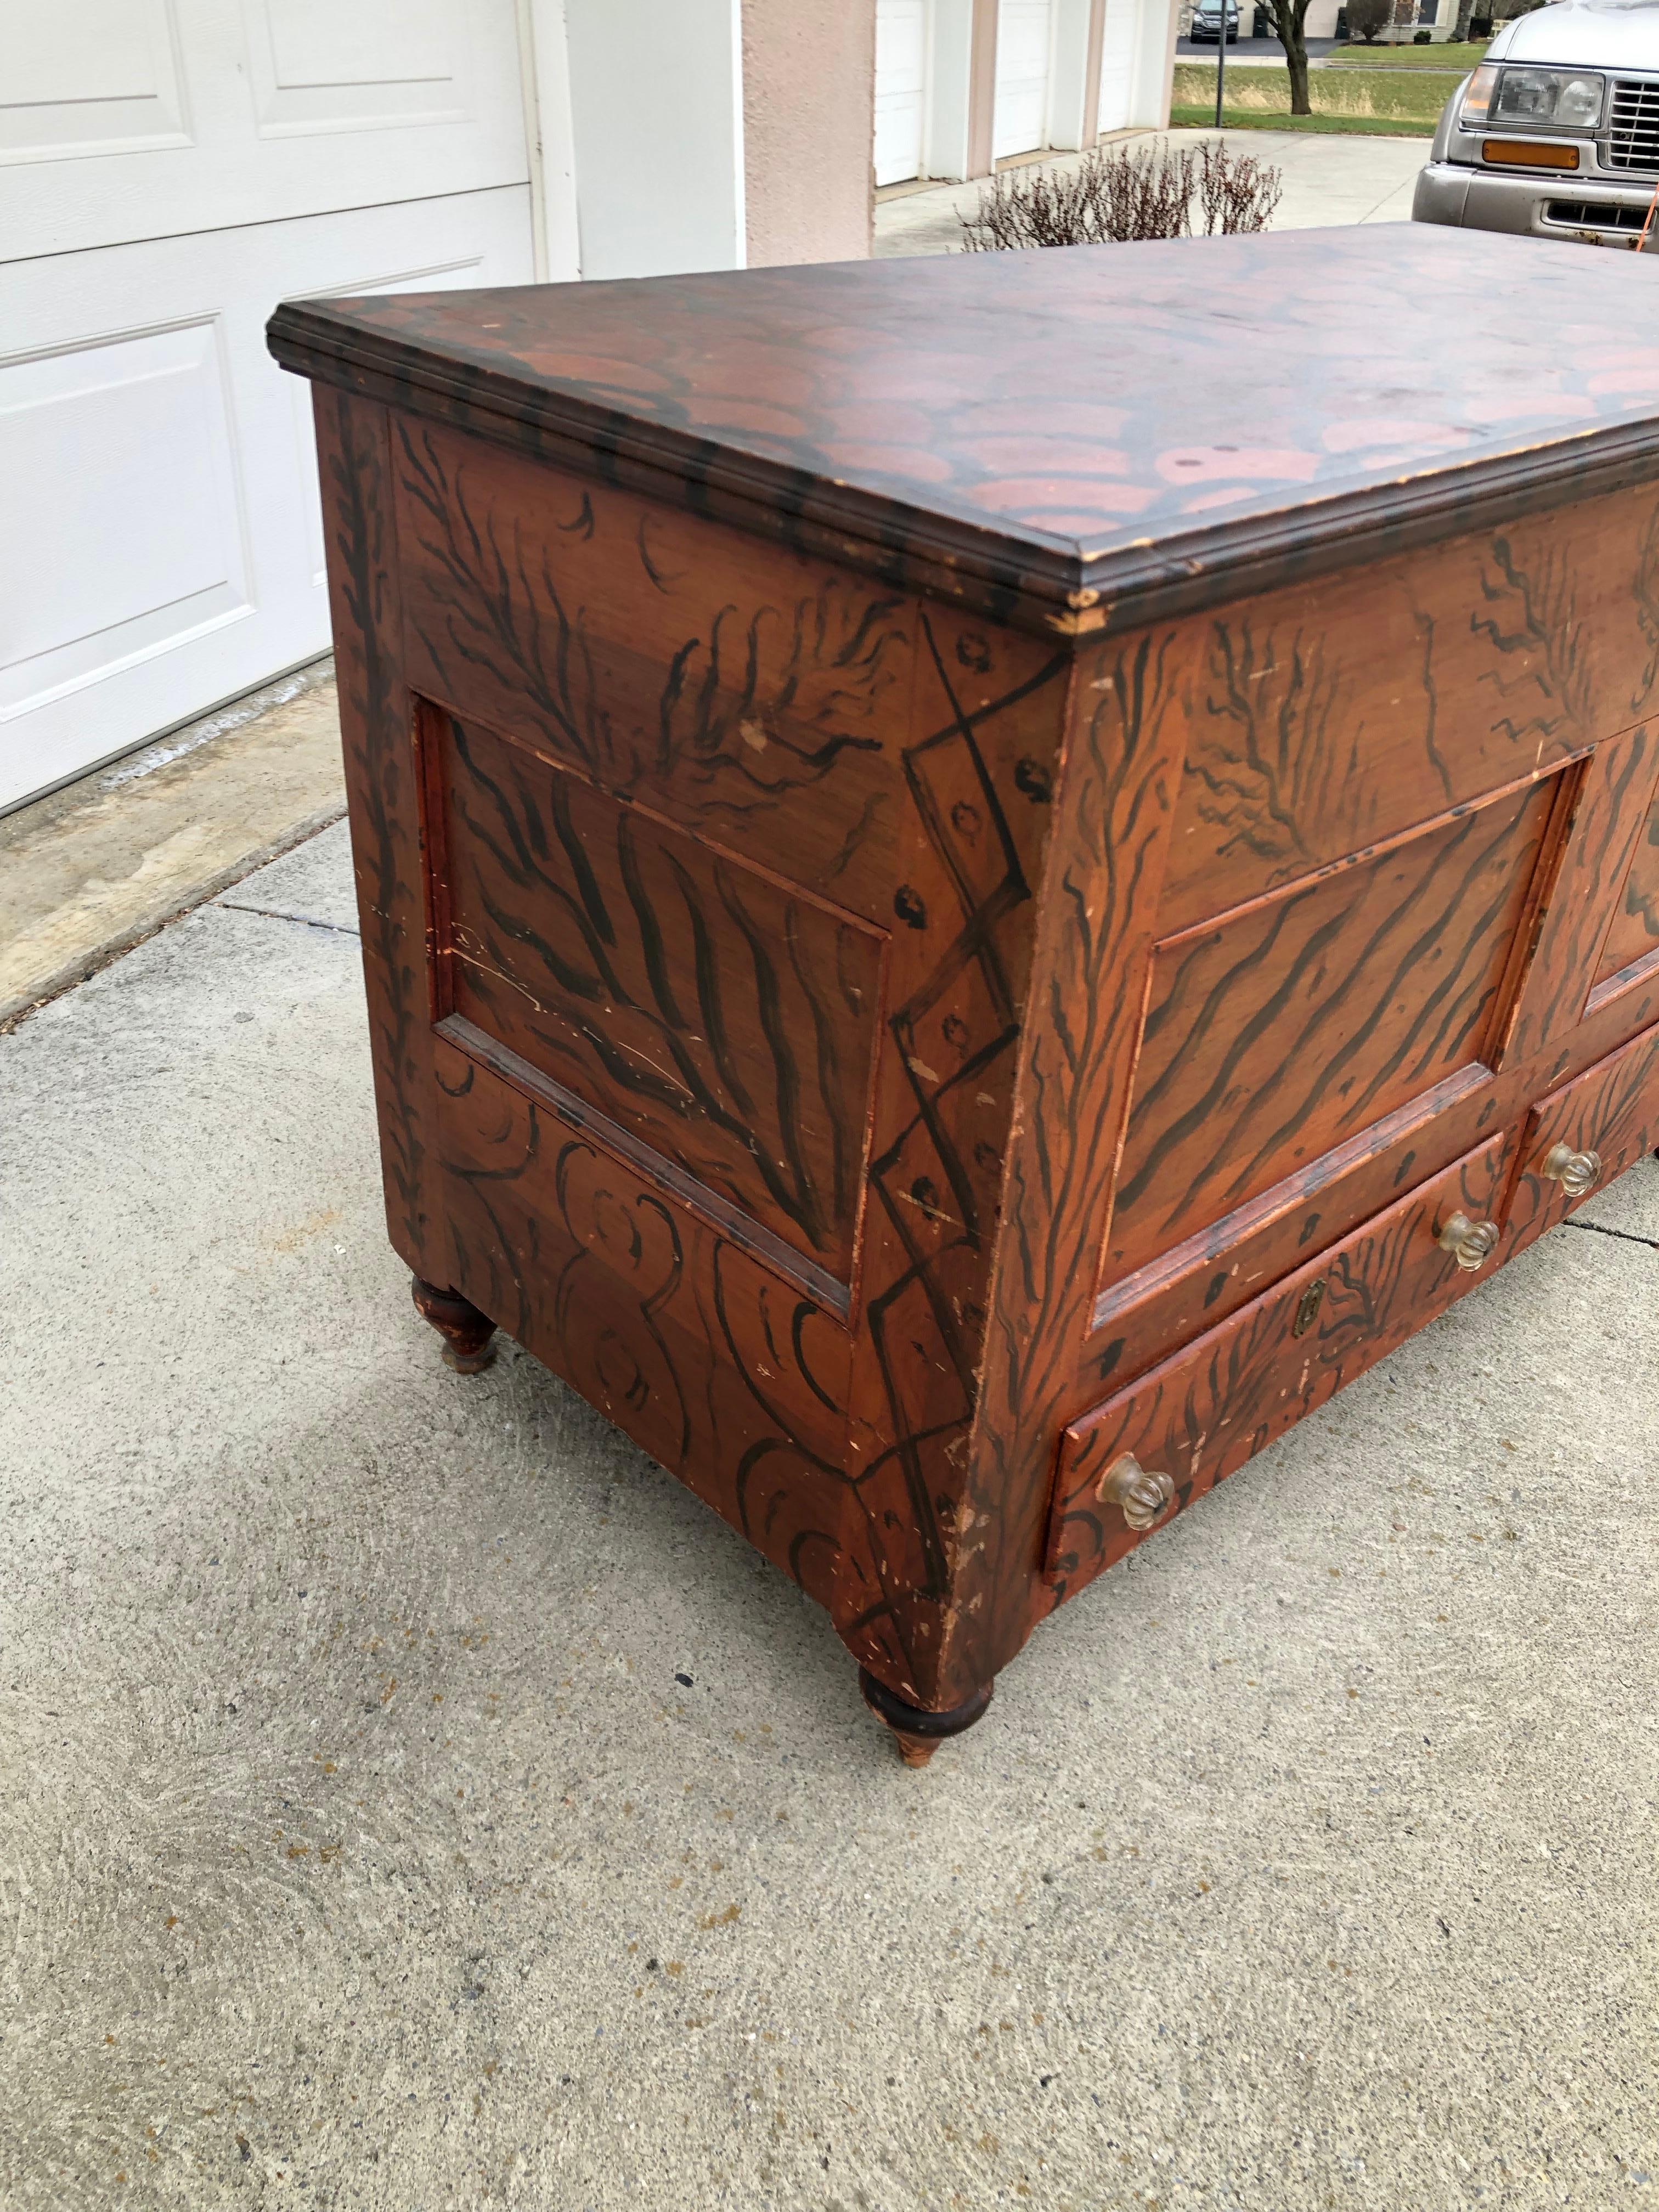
(5, 808), (1658, 2205)
(876, 129), (1425, 257)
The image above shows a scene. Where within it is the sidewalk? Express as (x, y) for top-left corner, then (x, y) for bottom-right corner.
(5, 813), (1658, 2204)
(877, 127), (1425, 256)
(0, 659), (341, 1029)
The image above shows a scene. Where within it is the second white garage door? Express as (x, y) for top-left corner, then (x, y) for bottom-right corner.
(994, 0), (1056, 159)
(1097, 0), (1144, 132)
(875, 0), (928, 185)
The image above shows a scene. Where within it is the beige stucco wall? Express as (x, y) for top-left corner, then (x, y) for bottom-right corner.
(742, 0), (874, 266)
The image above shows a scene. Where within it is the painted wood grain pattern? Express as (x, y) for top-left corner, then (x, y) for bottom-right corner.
(428, 1034), (885, 1628)
(1082, 948), (1659, 1404)
(392, 419), (909, 922)
(270, 231), (1659, 638)
(1502, 1018), (1659, 1256)
(1104, 775), (1555, 1282)
(1160, 492), (1659, 935)
(1046, 1135), (1513, 1604)
(836, 607), (1070, 1702)
(935, 624), (1189, 1700)
(1494, 724), (1659, 1067)
(432, 707), (885, 1286)
(312, 386), (442, 1279)
(1593, 767), (1659, 992)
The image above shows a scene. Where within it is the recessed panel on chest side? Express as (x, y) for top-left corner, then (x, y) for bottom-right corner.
(429, 704), (887, 1297)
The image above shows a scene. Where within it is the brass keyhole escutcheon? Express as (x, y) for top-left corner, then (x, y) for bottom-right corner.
(1291, 1278), (1327, 1337)
(1097, 1452), (1176, 1531)
(1436, 1210), (1500, 1272)
(1541, 1141), (1602, 1198)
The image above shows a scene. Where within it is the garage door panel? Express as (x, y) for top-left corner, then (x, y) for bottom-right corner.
(2, 319), (248, 718)
(0, 0), (190, 164)
(1, 187), (531, 813)
(1, 0), (527, 262)
(249, 0), (470, 137)
(2, 0), (534, 813)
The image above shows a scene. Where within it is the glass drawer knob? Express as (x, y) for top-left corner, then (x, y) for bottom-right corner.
(1097, 1452), (1176, 1530)
(1437, 1211), (1500, 1271)
(1542, 1142), (1602, 1197)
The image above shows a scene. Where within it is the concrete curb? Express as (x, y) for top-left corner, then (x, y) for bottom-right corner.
(0, 801), (347, 1033)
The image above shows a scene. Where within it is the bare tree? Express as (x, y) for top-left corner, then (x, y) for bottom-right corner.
(1251, 0), (1316, 113)
(959, 138), (1283, 252)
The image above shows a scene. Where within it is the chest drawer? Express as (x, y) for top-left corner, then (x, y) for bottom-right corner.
(1504, 1018), (1659, 1254)
(1045, 1132), (1513, 1601)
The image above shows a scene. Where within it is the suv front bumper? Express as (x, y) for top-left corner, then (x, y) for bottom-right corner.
(1414, 159), (1659, 247)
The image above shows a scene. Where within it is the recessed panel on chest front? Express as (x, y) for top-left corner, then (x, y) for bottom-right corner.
(1096, 483), (1659, 1315)
(1594, 776), (1659, 996)
(1104, 773), (1558, 1279)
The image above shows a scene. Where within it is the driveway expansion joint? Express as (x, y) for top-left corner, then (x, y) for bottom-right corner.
(1559, 1216), (1659, 1251)
(216, 900), (361, 938)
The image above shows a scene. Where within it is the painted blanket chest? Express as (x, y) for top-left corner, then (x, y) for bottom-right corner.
(270, 225), (1659, 1763)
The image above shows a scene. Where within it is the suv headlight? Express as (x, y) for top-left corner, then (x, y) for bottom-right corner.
(1461, 63), (1605, 132)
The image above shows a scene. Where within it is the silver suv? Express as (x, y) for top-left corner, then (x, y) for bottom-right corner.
(1415, 0), (1659, 247)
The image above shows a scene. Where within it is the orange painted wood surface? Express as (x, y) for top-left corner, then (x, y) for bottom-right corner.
(1047, 1134), (1513, 1605)
(1157, 494), (1659, 935)
(1104, 773), (1556, 1283)
(1594, 770), (1659, 994)
(431, 706), (885, 1295)
(312, 386), (444, 1284)
(1503, 1019), (1659, 1256)
(392, 419), (909, 921)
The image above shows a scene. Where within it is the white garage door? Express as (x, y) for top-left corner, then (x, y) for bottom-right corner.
(993, 0), (1054, 160)
(1, 0), (535, 816)
(874, 0), (928, 187)
(1097, 0), (1144, 132)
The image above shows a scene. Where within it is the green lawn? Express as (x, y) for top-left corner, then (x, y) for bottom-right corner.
(1172, 59), (1450, 131)
(1325, 38), (1488, 66)
(1169, 103), (1437, 135)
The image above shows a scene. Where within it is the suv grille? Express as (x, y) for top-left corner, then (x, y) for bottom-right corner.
(1609, 78), (1659, 170)
(1547, 197), (1648, 232)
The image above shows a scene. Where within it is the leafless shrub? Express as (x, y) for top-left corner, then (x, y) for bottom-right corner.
(1192, 138), (1285, 235)
(958, 137), (1283, 252)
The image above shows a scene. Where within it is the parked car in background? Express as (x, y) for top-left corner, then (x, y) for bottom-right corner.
(1415, 0), (1659, 247)
(1190, 0), (1243, 42)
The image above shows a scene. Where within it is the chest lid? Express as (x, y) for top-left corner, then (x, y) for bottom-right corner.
(269, 225), (1659, 635)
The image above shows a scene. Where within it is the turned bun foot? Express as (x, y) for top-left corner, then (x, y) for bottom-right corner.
(410, 1276), (498, 1374)
(890, 1728), (944, 1771)
(859, 1668), (994, 1768)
